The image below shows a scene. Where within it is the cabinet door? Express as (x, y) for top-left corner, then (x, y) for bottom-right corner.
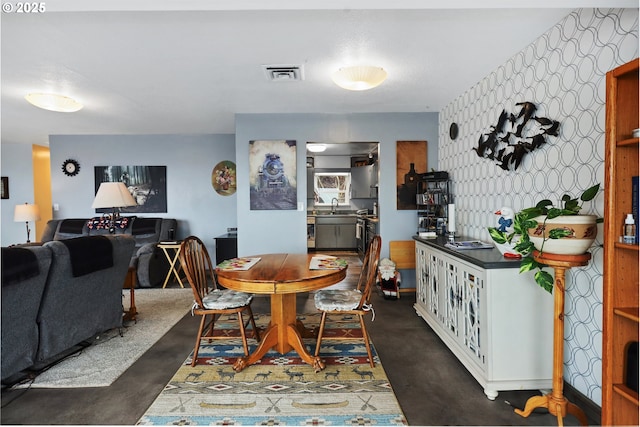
(315, 224), (336, 249)
(460, 266), (484, 366)
(416, 244), (429, 307)
(428, 251), (441, 319)
(336, 223), (356, 248)
(443, 259), (460, 337)
(351, 165), (372, 198)
(307, 168), (314, 198)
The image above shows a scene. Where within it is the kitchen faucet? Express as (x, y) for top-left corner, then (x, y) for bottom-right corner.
(331, 198), (339, 214)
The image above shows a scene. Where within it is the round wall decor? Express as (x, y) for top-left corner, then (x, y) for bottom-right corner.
(62, 159), (80, 176)
(211, 160), (236, 196)
(449, 122), (459, 140)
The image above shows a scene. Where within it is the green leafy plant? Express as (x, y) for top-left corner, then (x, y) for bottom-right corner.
(488, 184), (601, 293)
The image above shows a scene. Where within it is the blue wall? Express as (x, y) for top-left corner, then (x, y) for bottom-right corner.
(46, 134), (236, 255)
(234, 112), (439, 259)
(1, 143), (36, 245)
(2, 113), (439, 262)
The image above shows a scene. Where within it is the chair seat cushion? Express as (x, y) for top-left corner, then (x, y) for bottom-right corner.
(314, 289), (362, 311)
(201, 289), (253, 309)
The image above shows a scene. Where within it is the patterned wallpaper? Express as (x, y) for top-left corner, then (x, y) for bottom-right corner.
(438, 8), (638, 406)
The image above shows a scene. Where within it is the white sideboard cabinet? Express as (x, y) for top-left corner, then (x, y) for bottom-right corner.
(414, 237), (554, 400)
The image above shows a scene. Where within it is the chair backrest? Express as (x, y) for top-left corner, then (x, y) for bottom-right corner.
(179, 236), (217, 309)
(357, 235), (382, 308)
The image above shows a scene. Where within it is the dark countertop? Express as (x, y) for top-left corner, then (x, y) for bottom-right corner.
(413, 235), (521, 270)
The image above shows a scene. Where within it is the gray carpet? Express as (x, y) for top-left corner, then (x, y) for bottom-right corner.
(17, 288), (193, 388)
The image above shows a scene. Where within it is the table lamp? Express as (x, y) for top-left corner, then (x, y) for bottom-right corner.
(14, 202), (41, 243)
(91, 182), (136, 233)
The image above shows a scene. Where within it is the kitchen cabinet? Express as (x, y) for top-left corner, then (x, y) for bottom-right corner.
(351, 164), (376, 198)
(307, 167), (314, 199)
(414, 237), (553, 400)
(315, 216), (357, 249)
(602, 58), (639, 426)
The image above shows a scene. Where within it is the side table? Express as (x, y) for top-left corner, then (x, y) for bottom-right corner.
(157, 241), (185, 288)
(515, 250), (591, 426)
(123, 267), (137, 321)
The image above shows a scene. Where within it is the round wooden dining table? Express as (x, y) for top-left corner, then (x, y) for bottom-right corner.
(215, 253), (346, 372)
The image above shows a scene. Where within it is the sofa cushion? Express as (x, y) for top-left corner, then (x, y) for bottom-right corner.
(60, 236), (114, 277)
(53, 219), (89, 240)
(1, 247), (40, 287)
(131, 217), (159, 235)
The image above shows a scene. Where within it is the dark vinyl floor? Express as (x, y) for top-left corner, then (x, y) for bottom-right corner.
(1, 254), (597, 426)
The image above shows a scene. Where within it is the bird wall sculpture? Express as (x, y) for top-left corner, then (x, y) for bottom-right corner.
(472, 102), (560, 171)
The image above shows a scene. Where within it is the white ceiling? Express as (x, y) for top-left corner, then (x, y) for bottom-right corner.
(1, 1), (636, 147)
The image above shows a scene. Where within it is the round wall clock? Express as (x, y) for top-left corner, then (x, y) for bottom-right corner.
(449, 122), (459, 140)
(62, 159), (80, 176)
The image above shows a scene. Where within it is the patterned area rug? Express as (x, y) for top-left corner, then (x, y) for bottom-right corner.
(138, 312), (407, 425)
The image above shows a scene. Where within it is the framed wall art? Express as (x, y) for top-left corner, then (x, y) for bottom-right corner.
(1, 177), (9, 199)
(249, 140), (297, 210)
(396, 140), (427, 210)
(212, 160), (236, 196)
(94, 165), (167, 213)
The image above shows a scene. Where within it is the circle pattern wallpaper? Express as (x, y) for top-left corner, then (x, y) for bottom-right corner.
(438, 8), (638, 405)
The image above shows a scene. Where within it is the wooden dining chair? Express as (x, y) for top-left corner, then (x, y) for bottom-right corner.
(314, 235), (382, 367)
(179, 236), (260, 367)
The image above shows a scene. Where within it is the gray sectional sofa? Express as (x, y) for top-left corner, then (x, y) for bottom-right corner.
(41, 217), (177, 287)
(1, 234), (135, 381)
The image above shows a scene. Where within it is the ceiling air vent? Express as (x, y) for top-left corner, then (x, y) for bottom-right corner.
(263, 65), (305, 82)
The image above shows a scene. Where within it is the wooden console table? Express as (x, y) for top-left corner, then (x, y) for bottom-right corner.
(515, 250), (591, 426)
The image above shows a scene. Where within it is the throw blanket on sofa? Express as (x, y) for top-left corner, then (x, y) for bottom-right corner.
(1, 247), (40, 286)
(61, 236), (113, 277)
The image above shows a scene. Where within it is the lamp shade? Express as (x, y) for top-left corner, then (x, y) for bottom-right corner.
(14, 203), (41, 222)
(332, 65), (388, 91)
(91, 182), (137, 209)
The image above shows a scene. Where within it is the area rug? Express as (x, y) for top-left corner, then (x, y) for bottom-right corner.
(138, 312), (407, 425)
(20, 288), (193, 388)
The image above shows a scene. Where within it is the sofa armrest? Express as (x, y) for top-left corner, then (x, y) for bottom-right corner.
(136, 242), (157, 258)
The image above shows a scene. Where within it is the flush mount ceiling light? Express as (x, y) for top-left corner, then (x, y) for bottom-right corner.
(307, 143), (327, 153)
(332, 65), (388, 91)
(25, 92), (83, 112)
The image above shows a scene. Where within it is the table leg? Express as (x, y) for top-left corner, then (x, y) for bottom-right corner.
(232, 293), (324, 372)
(123, 267), (137, 322)
(515, 266), (588, 426)
(161, 247), (185, 288)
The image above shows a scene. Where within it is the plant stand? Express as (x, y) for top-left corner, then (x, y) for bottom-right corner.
(515, 250), (591, 426)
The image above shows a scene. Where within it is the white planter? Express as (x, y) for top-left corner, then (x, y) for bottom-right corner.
(527, 215), (598, 255)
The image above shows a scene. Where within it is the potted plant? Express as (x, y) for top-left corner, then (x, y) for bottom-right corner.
(488, 184), (601, 293)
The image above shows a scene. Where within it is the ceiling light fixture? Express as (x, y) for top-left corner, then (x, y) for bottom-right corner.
(332, 65), (388, 91)
(307, 144), (327, 153)
(25, 92), (83, 112)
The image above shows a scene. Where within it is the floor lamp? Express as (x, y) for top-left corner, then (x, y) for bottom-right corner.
(91, 182), (137, 233)
(14, 202), (41, 243)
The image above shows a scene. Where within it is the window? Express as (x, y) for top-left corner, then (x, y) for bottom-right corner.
(314, 172), (351, 206)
